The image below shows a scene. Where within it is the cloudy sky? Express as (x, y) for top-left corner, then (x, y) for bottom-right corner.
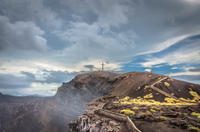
(0, 0), (200, 96)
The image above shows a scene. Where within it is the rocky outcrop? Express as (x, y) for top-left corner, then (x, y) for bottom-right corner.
(56, 71), (118, 100)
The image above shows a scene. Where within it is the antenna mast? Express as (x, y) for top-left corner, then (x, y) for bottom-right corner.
(101, 61), (104, 71)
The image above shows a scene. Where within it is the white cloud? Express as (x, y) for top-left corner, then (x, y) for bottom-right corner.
(28, 82), (59, 96)
(141, 58), (165, 68)
(145, 69), (152, 72)
(140, 36), (200, 68)
(137, 33), (200, 55)
(153, 35), (191, 53)
(141, 51), (200, 68)
(168, 71), (200, 77)
(171, 67), (178, 70)
(0, 60), (67, 76)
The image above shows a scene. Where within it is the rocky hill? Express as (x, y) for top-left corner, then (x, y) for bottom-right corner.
(0, 71), (200, 132)
(66, 71), (200, 132)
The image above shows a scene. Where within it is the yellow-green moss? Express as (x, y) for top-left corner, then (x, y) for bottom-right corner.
(150, 109), (156, 113)
(146, 111), (151, 114)
(190, 91), (200, 101)
(151, 106), (161, 110)
(120, 96), (130, 102)
(133, 107), (139, 110)
(117, 94), (198, 106)
(164, 82), (170, 87)
(120, 109), (135, 115)
(168, 78), (174, 81)
(144, 93), (153, 99)
(191, 112), (200, 119)
(188, 126), (200, 132)
(160, 116), (167, 120)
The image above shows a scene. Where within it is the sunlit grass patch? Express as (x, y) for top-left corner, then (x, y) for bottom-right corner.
(150, 109), (156, 113)
(120, 96), (130, 101)
(145, 110), (151, 114)
(144, 93), (153, 99)
(151, 106), (161, 110)
(120, 109), (135, 115)
(168, 78), (174, 81)
(191, 112), (200, 119)
(133, 107), (139, 110)
(159, 116), (167, 120)
(188, 125), (200, 132)
(164, 82), (170, 87)
(190, 91), (200, 101)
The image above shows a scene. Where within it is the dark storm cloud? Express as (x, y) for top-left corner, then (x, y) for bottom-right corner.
(0, 73), (31, 89)
(1, 0), (200, 53)
(21, 71), (36, 81)
(84, 65), (96, 71)
(44, 0), (200, 54)
(0, 15), (47, 52)
(0, 0), (62, 27)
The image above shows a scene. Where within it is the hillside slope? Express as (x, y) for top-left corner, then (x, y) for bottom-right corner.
(0, 71), (200, 132)
(67, 71), (200, 132)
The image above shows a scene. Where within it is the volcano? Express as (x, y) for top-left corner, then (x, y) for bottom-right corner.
(0, 71), (200, 132)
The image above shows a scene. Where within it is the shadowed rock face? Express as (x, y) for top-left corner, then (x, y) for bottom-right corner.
(0, 71), (200, 132)
(56, 71), (119, 99)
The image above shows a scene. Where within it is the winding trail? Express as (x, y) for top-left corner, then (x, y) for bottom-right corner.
(145, 76), (178, 99)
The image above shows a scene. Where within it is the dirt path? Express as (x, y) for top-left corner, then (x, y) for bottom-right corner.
(95, 109), (142, 132)
(145, 76), (178, 99)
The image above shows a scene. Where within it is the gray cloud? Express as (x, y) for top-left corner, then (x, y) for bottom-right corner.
(21, 71), (36, 81)
(1, 0), (200, 56)
(173, 75), (200, 84)
(189, 67), (200, 72)
(41, 70), (78, 83)
(0, 0), (63, 29)
(0, 15), (47, 52)
(0, 73), (30, 89)
(0, 0), (200, 94)
(0, 70), (78, 90)
(84, 65), (96, 71)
